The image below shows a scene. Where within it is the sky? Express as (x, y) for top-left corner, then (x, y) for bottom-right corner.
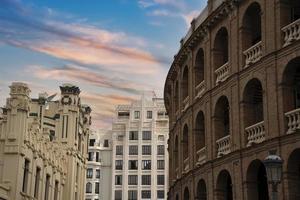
(0, 0), (206, 129)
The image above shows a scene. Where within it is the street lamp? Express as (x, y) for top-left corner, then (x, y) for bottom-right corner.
(263, 154), (283, 200)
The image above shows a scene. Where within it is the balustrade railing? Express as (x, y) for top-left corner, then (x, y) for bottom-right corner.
(285, 108), (300, 134)
(282, 18), (300, 47)
(216, 135), (231, 157)
(183, 157), (189, 173)
(215, 62), (230, 85)
(182, 96), (190, 112)
(195, 81), (205, 98)
(196, 147), (206, 165)
(243, 41), (262, 68)
(245, 121), (265, 147)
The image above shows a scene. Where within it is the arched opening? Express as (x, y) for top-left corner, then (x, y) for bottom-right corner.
(184, 187), (190, 200)
(243, 79), (264, 127)
(216, 170), (233, 200)
(182, 66), (189, 100)
(175, 81), (179, 111)
(182, 125), (189, 160)
(246, 160), (269, 200)
(195, 111), (205, 151)
(281, 0), (300, 27)
(213, 27), (228, 69)
(195, 48), (205, 85)
(197, 179), (207, 200)
(287, 148), (300, 200)
(86, 182), (92, 193)
(214, 96), (230, 140)
(242, 2), (262, 51)
(174, 135), (179, 167)
(176, 194), (179, 200)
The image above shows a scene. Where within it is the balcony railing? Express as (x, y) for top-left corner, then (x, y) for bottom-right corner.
(175, 167), (179, 179)
(183, 157), (189, 173)
(215, 62), (230, 85)
(243, 41), (262, 68)
(182, 96), (190, 112)
(285, 108), (300, 134)
(245, 121), (265, 147)
(195, 81), (205, 99)
(216, 135), (231, 157)
(196, 147), (206, 165)
(282, 18), (300, 47)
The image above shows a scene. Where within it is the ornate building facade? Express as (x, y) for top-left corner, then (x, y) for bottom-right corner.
(164, 0), (300, 199)
(0, 82), (91, 200)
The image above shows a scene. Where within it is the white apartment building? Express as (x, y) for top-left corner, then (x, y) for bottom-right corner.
(111, 95), (169, 200)
(85, 130), (112, 200)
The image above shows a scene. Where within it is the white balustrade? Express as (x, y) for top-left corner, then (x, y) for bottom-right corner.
(243, 41), (262, 68)
(285, 108), (300, 134)
(183, 157), (189, 173)
(195, 81), (205, 99)
(245, 121), (265, 147)
(182, 96), (190, 112)
(215, 62), (230, 84)
(196, 147), (206, 165)
(282, 18), (300, 47)
(216, 135), (231, 157)
(175, 167), (179, 179)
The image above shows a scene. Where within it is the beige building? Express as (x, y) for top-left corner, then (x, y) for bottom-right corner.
(0, 82), (91, 200)
(164, 0), (300, 199)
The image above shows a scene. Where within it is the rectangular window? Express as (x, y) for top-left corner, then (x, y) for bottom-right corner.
(157, 160), (165, 170)
(62, 115), (68, 138)
(86, 168), (93, 178)
(158, 135), (164, 141)
(157, 145), (165, 155)
(142, 175), (151, 185)
(142, 160), (151, 170)
(34, 167), (40, 198)
(54, 181), (59, 200)
(89, 139), (95, 146)
(96, 169), (100, 178)
(88, 152), (93, 161)
(115, 160), (123, 170)
(142, 190), (151, 198)
(146, 111), (152, 119)
(76, 163), (79, 183)
(116, 145), (123, 155)
(44, 174), (50, 200)
(157, 175), (165, 185)
(129, 145), (138, 155)
(128, 190), (137, 200)
(95, 182), (100, 194)
(142, 145), (151, 155)
(115, 175), (122, 185)
(128, 160), (138, 170)
(129, 131), (138, 140)
(115, 190), (122, 200)
(22, 159), (30, 193)
(104, 139), (109, 147)
(128, 175), (138, 185)
(134, 111), (140, 119)
(96, 152), (100, 162)
(118, 111), (130, 119)
(157, 190), (165, 199)
(142, 131), (151, 140)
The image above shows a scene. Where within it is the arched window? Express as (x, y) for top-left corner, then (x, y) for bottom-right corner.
(214, 96), (230, 140)
(195, 48), (205, 85)
(182, 125), (189, 160)
(213, 27), (229, 69)
(216, 170), (233, 200)
(86, 182), (92, 193)
(174, 135), (179, 167)
(175, 81), (179, 110)
(182, 66), (189, 100)
(195, 111), (205, 151)
(184, 187), (190, 200)
(197, 179), (207, 200)
(287, 149), (300, 200)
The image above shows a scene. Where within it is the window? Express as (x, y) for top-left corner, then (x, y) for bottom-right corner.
(157, 111), (164, 118)
(96, 169), (100, 178)
(157, 145), (164, 155)
(118, 111), (130, 118)
(142, 131), (151, 140)
(146, 111), (152, 119)
(86, 182), (92, 193)
(34, 167), (41, 198)
(142, 145), (151, 155)
(129, 145), (138, 155)
(157, 190), (165, 199)
(128, 190), (137, 200)
(104, 139), (109, 147)
(88, 152), (93, 161)
(134, 111), (140, 119)
(157, 160), (165, 170)
(22, 159), (30, 193)
(89, 139), (95, 146)
(142, 175), (151, 185)
(128, 160), (138, 170)
(117, 135), (124, 141)
(76, 163), (79, 183)
(142, 160), (151, 170)
(157, 175), (165, 185)
(129, 131), (138, 140)
(54, 181), (59, 200)
(95, 182), (100, 194)
(44, 174), (50, 200)
(115, 175), (122, 185)
(158, 135), (164, 141)
(128, 175), (138, 185)
(142, 190), (151, 198)
(116, 145), (123, 155)
(115, 190), (122, 200)
(86, 168), (93, 178)
(96, 152), (100, 162)
(115, 160), (123, 170)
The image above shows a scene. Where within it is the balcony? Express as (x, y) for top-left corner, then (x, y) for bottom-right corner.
(216, 135), (231, 157)
(182, 96), (190, 112)
(245, 121), (265, 147)
(215, 62), (230, 85)
(282, 18), (300, 47)
(285, 108), (300, 134)
(196, 147), (206, 165)
(195, 81), (205, 99)
(183, 157), (189, 173)
(243, 41), (262, 68)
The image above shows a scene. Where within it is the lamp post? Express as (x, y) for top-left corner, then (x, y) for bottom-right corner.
(263, 154), (283, 200)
